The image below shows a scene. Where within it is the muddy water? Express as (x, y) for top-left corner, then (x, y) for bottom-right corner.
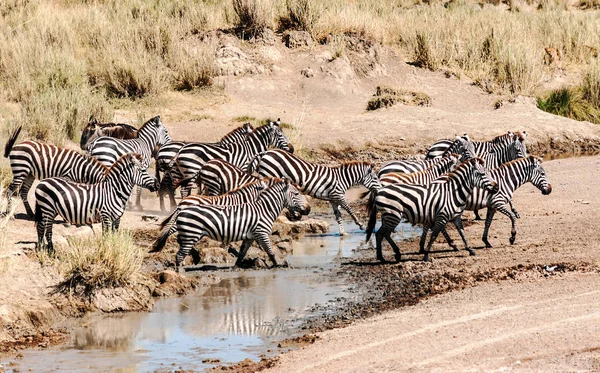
(2, 220), (420, 373)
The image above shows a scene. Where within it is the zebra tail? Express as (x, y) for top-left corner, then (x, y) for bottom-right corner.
(358, 190), (371, 200)
(365, 190), (378, 242)
(150, 208), (180, 253)
(4, 126), (22, 158)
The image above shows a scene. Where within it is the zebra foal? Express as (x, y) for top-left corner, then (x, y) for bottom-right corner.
(248, 149), (380, 235)
(366, 158), (499, 262)
(3, 126), (107, 217)
(151, 178), (311, 270)
(34, 153), (159, 252)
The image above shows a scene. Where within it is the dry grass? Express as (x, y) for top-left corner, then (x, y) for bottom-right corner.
(57, 230), (144, 292)
(538, 61), (600, 124)
(367, 86), (432, 110)
(1, 0), (599, 144)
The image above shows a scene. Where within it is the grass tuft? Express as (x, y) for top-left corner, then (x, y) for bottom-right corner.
(58, 230), (144, 292)
(232, 0), (272, 36)
(281, 0), (320, 35)
(367, 86), (431, 110)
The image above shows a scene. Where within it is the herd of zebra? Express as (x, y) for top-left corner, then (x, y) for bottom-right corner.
(2, 115), (552, 270)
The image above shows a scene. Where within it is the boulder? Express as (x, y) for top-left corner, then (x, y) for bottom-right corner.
(283, 30), (314, 48)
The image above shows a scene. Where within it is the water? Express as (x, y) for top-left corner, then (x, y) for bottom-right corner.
(2, 220), (420, 373)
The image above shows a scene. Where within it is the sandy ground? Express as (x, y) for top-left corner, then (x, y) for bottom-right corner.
(267, 154), (600, 372)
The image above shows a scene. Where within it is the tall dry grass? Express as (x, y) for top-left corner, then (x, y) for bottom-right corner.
(1, 0), (599, 145)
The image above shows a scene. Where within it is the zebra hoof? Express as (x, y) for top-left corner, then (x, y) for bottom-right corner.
(422, 255), (430, 262)
(467, 249), (476, 256)
(484, 242), (493, 249)
(509, 236), (516, 245)
(394, 256), (401, 263)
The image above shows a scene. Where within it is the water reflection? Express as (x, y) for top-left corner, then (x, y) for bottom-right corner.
(3, 219), (419, 373)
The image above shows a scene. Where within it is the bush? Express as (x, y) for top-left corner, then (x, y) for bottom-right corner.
(281, 0), (319, 34)
(537, 87), (600, 124)
(58, 231), (144, 292)
(232, 0), (272, 34)
(367, 86), (432, 110)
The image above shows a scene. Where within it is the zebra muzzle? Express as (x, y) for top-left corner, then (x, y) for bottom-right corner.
(542, 184), (552, 195)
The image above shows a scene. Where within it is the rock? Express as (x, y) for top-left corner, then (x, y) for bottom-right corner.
(91, 286), (154, 312)
(274, 216), (330, 238)
(322, 56), (355, 81)
(284, 30), (314, 48)
(216, 45), (265, 76)
(141, 215), (158, 222)
(276, 240), (292, 253)
(200, 247), (235, 264)
(301, 67), (314, 78)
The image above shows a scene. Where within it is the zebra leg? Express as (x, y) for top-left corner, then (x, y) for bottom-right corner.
(441, 228), (459, 251)
(495, 205), (518, 245)
(4, 173), (27, 216)
(255, 233), (285, 268)
(375, 226), (386, 262)
(377, 214), (401, 263)
(176, 233), (205, 272)
(36, 215), (50, 251)
(112, 218), (121, 232)
(482, 208), (496, 248)
(419, 226), (429, 254)
(18, 174), (35, 217)
(508, 200), (520, 219)
(339, 199), (365, 231)
(330, 202), (346, 236)
(235, 239), (255, 267)
(423, 220), (447, 262)
(101, 215), (112, 234)
(452, 217), (475, 256)
(474, 209), (482, 221)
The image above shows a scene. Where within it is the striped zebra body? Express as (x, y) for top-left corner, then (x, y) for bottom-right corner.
(379, 135), (475, 178)
(87, 116), (170, 169)
(366, 158), (498, 262)
(249, 149), (380, 235)
(378, 154), (460, 186)
(425, 132), (523, 159)
(151, 179), (310, 270)
(168, 120), (293, 192)
(3, 127), (107, 217)
(478, 135), (528, 169)
(155, 180), (268, 247)
(464, 156), (552, 247)
(157, 123), (254, 210)
(80, 119), (138, 151)
(34, 153), (159, 252)
(196, 159), (259, 196)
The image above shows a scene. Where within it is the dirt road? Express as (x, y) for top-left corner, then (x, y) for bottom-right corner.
(267, 155), (600, 372)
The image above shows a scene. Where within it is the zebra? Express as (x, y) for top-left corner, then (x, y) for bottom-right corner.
(425, 131), (526, 159)
(80, 118), (138, 151)
(87, 115), (170, 169)
(193, 159), (260, 196)
(248, 149), (381, 235)
(87, 115), (170, 209)
(157, 123), (254, 210)
(34, 153), (159, 252)
(155, 179), (270, 248)
(150, 178), (311, 270)
(3, 126), (108, 217)
(167, 119), (293, 193)
(377, 135), (476, 179)
(365, 158), (499, 262)
(377, 154), (460, 186)
(464, 156), (552, 248)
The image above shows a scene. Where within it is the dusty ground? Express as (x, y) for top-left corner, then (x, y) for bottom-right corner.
(265, 154), (600, 372)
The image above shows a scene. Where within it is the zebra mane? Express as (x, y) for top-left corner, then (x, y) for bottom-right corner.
(222, 122), (255, 140)
(137, 116), (161, 132)
(489, 132), (513, 144)
(335, 160), (372, 169)
(209, 179), (264, 198)
(104, 153), (143, 175)
(496, 155), (537, 169)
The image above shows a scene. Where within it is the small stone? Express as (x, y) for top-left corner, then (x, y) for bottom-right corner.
(283, 30), (314, 48)
(301, 67), (314, 78)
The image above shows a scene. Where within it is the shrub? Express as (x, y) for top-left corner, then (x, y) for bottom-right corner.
(281, 0), (319, 34)
(582, 61), (600, 108)
(232, 0), (272, 34)
(537, 87), (600, 124)
(367, 86), (432, 110)
(58, 231), (144, 292)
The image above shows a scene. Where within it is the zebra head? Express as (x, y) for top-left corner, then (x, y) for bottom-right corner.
(80, 118), (101, 150)
(443, 153), (462, 172)
(360, 163), (381, 193)
(128, 153), (160, 192)
(270, 119), (295, 153)
(282, 178), (311, 216)
(529, 156), (552, 195)
(514, 131), (528, 157)
(470, 158), (499, 194)
(447, 134), (475, 162)
(142, 115), (171, 147)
